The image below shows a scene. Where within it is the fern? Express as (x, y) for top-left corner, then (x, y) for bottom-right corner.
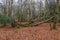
(0, 15), (13, 27)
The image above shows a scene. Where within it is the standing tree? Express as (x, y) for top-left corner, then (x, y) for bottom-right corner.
(48, 0), (59, 29)
(5, 0), (13, 17)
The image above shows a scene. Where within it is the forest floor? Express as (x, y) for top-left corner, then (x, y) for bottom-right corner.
(0, 23), (60, 40)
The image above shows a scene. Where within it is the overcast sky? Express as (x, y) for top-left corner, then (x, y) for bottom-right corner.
(0, 0), (45, 3)
(0, 0), (45, 6)
(0, 0), (17, 3)
(0, 0), (2, 3)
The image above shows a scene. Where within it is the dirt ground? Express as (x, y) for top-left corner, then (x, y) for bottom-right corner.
(0, 23), (60, 40)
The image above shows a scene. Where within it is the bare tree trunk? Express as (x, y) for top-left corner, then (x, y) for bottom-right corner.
(18, 0), (22, 22)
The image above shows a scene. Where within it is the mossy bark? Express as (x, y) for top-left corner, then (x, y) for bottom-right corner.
(50, 0), (59, 30)
(50, 17), (57, 30)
